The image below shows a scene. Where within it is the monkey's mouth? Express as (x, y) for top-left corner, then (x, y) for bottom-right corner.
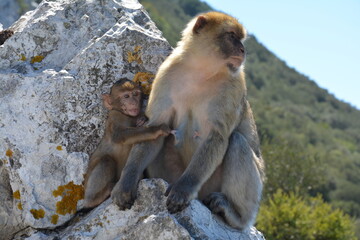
(127, 108), (140, 117)
(228, 56), (243, 68)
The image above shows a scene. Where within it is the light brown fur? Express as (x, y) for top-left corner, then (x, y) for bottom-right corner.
(112, 12), (265, 230)
(83, 80), (170, 208)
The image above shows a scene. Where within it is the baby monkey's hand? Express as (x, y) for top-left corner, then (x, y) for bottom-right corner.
(136, 115), (148, 127)
(157, 124), (172, 137)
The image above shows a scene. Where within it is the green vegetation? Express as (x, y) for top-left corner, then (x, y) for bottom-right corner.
(17, 0), (29, 15)
(140, 0), (360, 238)
(261, 138), (326, 198)
(140, 0), (211, 46)
(16, 0), (42, 16)
(257, 190), (357, 240)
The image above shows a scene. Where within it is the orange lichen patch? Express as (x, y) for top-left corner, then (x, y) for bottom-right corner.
(134, 45), (141, 52)
(56, 145), (63, 151)
(30, 55), (44, 64)
(5, 149), (13, 157)
(30, 208), (45, 219)
(20, 54), (27, 61)
(13, 190), (21, 199)
(53, 181), (84, 215)
(127, 46), (143, 64)
(17, 202), (23, 210)
(51, 214), (59, 225)
(133, 72), (155, 95)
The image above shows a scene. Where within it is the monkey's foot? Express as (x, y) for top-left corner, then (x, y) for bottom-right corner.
(165, 185), (191, 213)
(203, 192), (230, 219)
(111, 189), (135, 211)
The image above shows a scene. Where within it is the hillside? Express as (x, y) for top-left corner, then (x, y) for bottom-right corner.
(0, 0), (40, 28)
(139, 0), (360, 225)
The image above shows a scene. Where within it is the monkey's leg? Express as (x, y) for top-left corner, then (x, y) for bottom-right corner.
(84, 157), (117, 209)
(203, 131), (263, 230)
(166, 130), (229, 213)
(111, 137), (165, 210)
(146, 134), (184, 184)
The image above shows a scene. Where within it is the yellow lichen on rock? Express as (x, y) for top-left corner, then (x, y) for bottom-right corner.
(20, 54), (27, 61)
(133, 72), (155, 95)
(17, 202), (23, 210)
(127, 46), (143, 64)
(13, 190), (21, 199)
(30, 55), (45, 64)
(5, 149), (13, 157)
(53, 181), (84, 215)
(51, 214), (59, 225)
(30, 208), (45, 219)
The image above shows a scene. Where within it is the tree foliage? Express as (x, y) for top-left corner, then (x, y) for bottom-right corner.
(261, 138), (326, 198)
(257, 190), (357, 240)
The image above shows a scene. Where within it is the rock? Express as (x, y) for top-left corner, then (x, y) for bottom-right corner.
(0, 0), (265, 239)
(0, 0), (171, 237)
(13, 179), (265, 240)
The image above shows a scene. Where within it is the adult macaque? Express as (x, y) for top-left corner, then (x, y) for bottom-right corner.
(83, 79), (171, 208)
(112, 12), (265, 230)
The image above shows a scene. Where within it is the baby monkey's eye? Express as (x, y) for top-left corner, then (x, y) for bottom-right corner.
(123, 94), (130, 98)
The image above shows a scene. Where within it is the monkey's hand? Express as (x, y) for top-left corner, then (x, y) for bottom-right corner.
(111, 181), (136, 210)
(165, 182), (193, 213)
(136, 116), (148, 127)
(156, 124), (172, 137)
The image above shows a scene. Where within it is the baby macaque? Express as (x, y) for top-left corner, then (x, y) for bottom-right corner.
(83, 79), (171, 208)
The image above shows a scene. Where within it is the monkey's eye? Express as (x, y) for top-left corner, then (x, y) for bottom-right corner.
(123, 94), (130, 99)
(229, 32), (237, 40)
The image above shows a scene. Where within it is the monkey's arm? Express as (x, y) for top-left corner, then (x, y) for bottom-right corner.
(111, 137), (165, 209)
(112, 124), (170, 145)
(166, 129), (229, 212)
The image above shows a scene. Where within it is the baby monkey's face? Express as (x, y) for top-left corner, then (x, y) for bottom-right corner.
(112, 88), (142, 117)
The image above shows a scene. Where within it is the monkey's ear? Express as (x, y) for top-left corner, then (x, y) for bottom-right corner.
(193, 15), (207, 34)
(102, 94), (113, 110)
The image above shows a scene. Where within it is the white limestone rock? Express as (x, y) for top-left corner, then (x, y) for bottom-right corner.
(0, 0), (170, 237)
(13, 179), (265, 240)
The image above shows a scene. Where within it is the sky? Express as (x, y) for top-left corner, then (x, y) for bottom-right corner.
(204, 0), (360, 110)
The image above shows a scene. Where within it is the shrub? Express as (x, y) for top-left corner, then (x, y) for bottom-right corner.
(261, 138), (326, 198)
(256, 190), (357, 240)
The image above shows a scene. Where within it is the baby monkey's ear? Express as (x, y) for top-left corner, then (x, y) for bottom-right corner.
(102, 94), (113, 110)
(193, 15), (207, 34)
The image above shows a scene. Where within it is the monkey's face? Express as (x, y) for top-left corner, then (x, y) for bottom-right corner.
(190, 12), (247, 72)
(217, 30), (245, 71)
(104, 87), (142, 117)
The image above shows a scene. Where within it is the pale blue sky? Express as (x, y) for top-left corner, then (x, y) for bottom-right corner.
(204, 0), (360, 109)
